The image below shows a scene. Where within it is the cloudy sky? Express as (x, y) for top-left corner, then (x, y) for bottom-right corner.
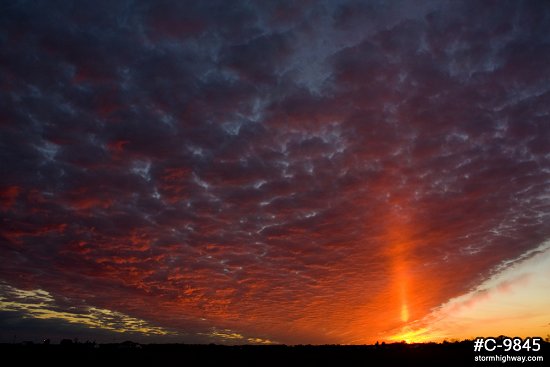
(1, 0), (549, 344)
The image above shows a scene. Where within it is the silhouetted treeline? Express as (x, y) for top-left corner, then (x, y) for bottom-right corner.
(1, 340), (548, 366)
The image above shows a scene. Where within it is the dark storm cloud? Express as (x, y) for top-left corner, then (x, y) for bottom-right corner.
(1, 0), (549, 343)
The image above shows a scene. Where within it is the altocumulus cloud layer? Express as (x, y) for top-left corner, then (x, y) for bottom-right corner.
(1, 0), (549, 344)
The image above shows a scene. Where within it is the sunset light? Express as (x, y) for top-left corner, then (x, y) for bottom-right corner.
(1, 0), (549, 355)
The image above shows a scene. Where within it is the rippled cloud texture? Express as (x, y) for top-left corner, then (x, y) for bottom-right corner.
(1, 0), (549, 344)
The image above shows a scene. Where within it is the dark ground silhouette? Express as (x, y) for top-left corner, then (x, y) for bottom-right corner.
(1, 340), (548, 366)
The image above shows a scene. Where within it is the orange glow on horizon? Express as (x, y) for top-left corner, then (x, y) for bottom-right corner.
(388, 326), (437, 344)
(386, 241), (550, 344)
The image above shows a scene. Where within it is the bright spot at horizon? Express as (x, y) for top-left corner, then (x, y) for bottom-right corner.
(387, 240), (550, 342)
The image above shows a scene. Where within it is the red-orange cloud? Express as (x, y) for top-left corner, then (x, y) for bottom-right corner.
(1, 0), (549, 344)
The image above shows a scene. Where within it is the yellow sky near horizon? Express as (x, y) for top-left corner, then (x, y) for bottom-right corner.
(388, 241), (550, 343)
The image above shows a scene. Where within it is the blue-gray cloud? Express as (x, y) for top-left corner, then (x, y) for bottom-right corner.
(1, 0), (549, 344)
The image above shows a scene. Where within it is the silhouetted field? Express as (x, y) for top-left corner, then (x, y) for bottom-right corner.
(1, 340), (548, 366)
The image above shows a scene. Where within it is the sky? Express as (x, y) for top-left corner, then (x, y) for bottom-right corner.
(0, 0), (549, 345)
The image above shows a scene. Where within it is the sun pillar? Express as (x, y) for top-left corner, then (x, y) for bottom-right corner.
(386, 210), (413, 325)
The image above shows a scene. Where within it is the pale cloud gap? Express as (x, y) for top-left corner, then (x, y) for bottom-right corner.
(0, 282), (276, 344)
(0, 282), (173, 336)
(200, 327), (275, 345)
